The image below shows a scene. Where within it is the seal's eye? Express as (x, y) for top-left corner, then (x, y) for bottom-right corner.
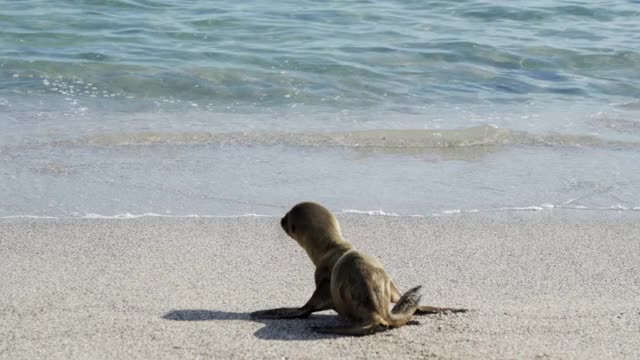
(291, 224), (296, 234)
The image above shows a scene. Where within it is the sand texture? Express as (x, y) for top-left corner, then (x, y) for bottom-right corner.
(1, 212), (639, 359)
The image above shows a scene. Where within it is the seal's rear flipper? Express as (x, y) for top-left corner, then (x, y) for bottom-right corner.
(415, 305), (468, 315)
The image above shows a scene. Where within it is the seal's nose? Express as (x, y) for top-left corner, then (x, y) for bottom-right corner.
(280, 216), (287, 230)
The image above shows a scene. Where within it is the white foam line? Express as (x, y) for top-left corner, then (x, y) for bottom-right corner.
(0, 213), (272, 220)
(2, 204), (639, 220)
(553, 205), (636, 211)
(0, 215), (60, 219)
(498, 206), (545, 211)
(441, 209), (462, 214)
(83, 212), (271, 219)
(340, 209), (401, 216)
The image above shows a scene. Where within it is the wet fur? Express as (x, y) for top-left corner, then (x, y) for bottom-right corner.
(251, 202), (466, 336)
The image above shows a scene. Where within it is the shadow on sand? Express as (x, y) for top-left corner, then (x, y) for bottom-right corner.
(162, 309), (352, 340)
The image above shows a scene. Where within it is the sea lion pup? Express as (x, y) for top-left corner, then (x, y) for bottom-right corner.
(251, 201), (466, 336)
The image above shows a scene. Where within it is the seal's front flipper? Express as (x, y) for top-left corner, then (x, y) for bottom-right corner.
(312, 323), (381, 336)
(251, 285), (333, 320)
(250, 307), (312, 319)
(415, 305), (468, 315)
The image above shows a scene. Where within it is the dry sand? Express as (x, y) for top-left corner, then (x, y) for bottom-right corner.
(1, 211), (639, 359)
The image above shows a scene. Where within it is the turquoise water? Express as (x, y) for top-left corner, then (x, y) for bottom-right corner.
(1, 1), (640, 216)
(2, 1), (640, 108)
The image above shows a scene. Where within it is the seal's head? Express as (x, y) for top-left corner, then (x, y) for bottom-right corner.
(280, 202), (344, 254)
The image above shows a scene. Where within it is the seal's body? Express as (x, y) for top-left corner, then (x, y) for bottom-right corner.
(251, 202), (465, 336)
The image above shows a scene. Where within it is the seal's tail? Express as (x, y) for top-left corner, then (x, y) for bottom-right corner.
(388, 285), (422, 327)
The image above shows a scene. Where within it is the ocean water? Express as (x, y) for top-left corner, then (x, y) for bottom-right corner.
(1, 0), (640, 217)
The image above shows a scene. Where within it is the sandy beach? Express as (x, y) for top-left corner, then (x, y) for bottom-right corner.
(1, 211), (639, 359)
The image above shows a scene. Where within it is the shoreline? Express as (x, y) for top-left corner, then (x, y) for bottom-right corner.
(2, 205), (640, 220)
(2, 212), (639, 359)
